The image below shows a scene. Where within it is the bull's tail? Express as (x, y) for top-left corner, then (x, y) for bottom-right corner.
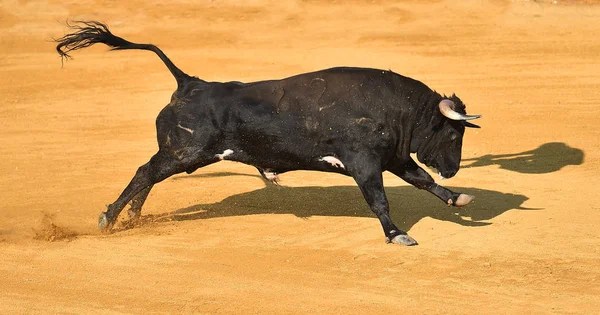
(55, 20), (192, 87)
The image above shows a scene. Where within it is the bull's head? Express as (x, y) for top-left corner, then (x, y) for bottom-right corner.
(413, 95), (481, 179)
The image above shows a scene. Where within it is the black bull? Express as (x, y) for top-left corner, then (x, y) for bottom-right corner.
(56, 21), (481, 245)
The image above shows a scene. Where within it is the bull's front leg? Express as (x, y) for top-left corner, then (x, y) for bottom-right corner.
(387, 159), (474, 207)
(350, 160), (418, 246)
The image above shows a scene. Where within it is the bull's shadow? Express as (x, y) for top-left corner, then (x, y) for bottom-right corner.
(461, 142), (584, 174)
(148, 180), (533, 232)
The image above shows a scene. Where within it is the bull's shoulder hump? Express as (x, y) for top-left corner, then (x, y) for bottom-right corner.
(320, 67), (431, 88)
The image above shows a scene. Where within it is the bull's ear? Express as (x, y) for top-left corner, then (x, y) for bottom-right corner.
(464, 121), (480, 128)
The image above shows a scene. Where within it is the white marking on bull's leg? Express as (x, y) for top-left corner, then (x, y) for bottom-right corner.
(215, 149), (234, 160)
(319, 156), (345, 169)
(177, 123), (194, 134)
(438, 172), (446, 180)
(263, 171), (280, 185)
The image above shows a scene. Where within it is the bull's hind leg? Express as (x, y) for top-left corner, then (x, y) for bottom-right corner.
(387, 159), (474, 207)
(350, 159), (417, 246)
(99, 151), (205, 230)
(99, 152), (181, 230)
(127, 185), (153, 220)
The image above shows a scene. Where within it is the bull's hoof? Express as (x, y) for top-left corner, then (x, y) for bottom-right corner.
(455, 194), (475, 207)
(387, 234), (418, 246)
(98, 212), (113, 231)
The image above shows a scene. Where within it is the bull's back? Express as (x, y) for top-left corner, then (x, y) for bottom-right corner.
(214, 68), (407, 170)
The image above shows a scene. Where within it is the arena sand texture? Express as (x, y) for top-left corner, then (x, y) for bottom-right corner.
(1, 0), (599, 313)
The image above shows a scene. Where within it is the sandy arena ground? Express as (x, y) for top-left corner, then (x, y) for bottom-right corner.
(1, 0), (599, 313)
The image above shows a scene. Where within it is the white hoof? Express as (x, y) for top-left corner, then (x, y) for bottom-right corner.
(98, 212), (112, 231)
(455, 194), (475, 207)
(387, 234), (418, 246)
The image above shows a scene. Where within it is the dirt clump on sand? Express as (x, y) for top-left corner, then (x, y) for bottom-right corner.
(33, 213), (78, 242)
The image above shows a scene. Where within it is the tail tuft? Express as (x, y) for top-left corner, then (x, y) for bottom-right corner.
(55, 20), (129, 62)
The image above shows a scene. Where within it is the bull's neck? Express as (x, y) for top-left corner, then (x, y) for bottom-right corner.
(408, 93), (443, 154)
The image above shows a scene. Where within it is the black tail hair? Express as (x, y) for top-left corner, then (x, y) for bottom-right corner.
(55, 20), (192, 87)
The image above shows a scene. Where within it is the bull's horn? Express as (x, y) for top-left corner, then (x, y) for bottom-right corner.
(439, 99), (481, 121)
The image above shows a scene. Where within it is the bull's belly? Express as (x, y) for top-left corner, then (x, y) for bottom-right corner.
(213, 143), (350, 176)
